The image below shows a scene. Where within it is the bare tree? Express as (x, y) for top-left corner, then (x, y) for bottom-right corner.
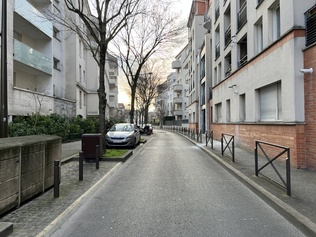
(113, 1), (185, 124)
(136, 64), (163, 124)
(44, 0), (143, 151)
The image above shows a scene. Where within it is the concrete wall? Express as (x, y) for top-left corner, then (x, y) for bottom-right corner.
(0, 135), (61, 215)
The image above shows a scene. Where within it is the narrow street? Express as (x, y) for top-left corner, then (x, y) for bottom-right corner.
(51, 130), (305, 237)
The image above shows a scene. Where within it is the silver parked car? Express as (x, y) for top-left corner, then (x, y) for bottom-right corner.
(105, 123), (140, 148)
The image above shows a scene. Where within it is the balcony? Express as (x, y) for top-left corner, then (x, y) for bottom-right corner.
(237, 1), (247, 30)
(14, 39), (52, 75)
(173, 97), (183, 104)
(173, 84), (183, 92)
(109, 77), (117, 87)
(173, 110), (183, 116)
(14, 0), (52, 39)
(172, 60), (181, 69)
(203, 10), (212, 30)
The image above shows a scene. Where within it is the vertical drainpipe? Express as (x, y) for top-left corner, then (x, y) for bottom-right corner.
(0, 0), (8, 138)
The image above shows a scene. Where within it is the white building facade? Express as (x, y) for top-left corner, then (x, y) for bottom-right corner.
(204, 0), (315, 168)
(5, 0), (118, 122)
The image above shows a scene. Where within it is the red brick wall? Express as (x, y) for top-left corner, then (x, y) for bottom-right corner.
(304, 44), (316, 170)
(212, 123), (306, 168)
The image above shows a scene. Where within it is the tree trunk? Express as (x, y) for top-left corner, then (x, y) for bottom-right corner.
(129, 85), (137, 124)
(98, 48), (107, 153)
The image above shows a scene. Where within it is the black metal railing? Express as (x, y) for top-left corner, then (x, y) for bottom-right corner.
(206, 130), (213, 149)
(221, 133), (235, 162)
(255, 140), (291, 196)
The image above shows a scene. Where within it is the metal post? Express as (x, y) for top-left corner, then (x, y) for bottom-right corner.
(232, 138), (235, 163)
(54, 160), (60, 198)
(96, 145), (99, 169)
(79, 151), (83, 181)
(0, 0), (8, 138)
(221, 134), (223, 156)
(255, 144), (258, 176)
(286, 155), (291, 196)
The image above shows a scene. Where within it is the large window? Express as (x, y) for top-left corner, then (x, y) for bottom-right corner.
(269, 1), (280, 42)
(239, 94), (246, 122)
(226, 99), (231, 122)
(259, 82), (282, 121)
(254, 17), (263, 54)
(215, 103), (222, 122)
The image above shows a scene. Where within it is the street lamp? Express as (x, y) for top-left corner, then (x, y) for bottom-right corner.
(0, 0), (8, 138)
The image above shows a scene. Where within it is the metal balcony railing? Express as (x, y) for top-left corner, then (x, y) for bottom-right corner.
(237, 1), (247, 30)
(215, 42), (220, 59)
(224, 25), (232, 47)
(238, 54), (248, 68)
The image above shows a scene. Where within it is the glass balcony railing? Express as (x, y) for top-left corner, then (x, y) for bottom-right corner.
(14, 39), (52, 75)
(15, 0), (52, 38)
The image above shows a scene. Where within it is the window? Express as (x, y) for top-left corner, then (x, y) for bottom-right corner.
(53, 27), (60, 40)
(79, 65), (82, 83)
(254, 18), (263, 54)
(305, 5), (316, 46)
(79, 40), (82, 58)
(200, 56), (205, 79)
(237, 0), (247, 30)
(79, 91), (82, 109)
(201, 83), (205, 106)
(269, 1), (280, 42)
(239, 94), (246, 122)
(215, 103), (222, 122)
(226, 99), (231, 122)
(259, 82), (282, 121)
(53, 58), (60, 70)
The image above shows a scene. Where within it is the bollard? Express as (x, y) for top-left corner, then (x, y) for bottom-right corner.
(79, 151), (83, 181)
(96, 145), (100, 169)
(54, 160), (60, 198)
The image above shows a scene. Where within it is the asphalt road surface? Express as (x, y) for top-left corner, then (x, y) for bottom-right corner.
(51, 130), (305, 237)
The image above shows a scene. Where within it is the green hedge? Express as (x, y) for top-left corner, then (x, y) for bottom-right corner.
(9, 114), (101, 142)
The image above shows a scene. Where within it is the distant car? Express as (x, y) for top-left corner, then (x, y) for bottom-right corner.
(105, 123), (140, 148)
(142, 124), (153, 135)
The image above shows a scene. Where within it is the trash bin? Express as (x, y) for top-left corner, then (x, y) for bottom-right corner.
(81, 133), (103, 161)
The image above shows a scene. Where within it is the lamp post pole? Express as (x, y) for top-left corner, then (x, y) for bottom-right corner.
(0, 0), (8, 138)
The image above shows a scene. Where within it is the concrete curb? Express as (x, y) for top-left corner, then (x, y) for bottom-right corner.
(35, 162), (123, 237)
(0, 222), (13, 237)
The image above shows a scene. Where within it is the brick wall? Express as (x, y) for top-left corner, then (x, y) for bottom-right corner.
(212, 123), (305, 168)
(304, 44), (316, 170)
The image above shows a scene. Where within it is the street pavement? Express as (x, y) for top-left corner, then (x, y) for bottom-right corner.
(0, 130), (316, 236)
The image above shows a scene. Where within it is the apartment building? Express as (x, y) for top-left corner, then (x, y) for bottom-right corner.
(202, 0), (316, 169)
(172, 45), (190, 124)
(5, 0), (118, 122)
(186, 1), (208, 131)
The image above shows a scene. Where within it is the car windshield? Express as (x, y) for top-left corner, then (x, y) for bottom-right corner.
(110, 124), (133, 132)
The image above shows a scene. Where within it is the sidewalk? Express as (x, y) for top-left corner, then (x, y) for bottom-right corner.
(182, 132), (316, 236)
(0, 140), (123, 237)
